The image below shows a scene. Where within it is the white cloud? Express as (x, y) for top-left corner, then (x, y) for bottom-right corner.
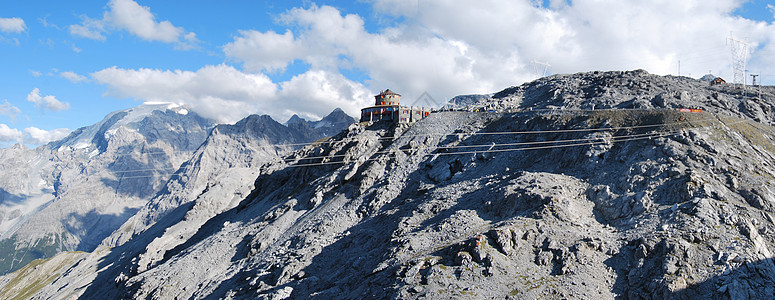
(106, 0), (182, 43)
(23, 127), (71, 145)
(88, 1), (775, 125)
(0, 17), (26, 34)
(91, 65), (371, 123)
(277, 70), (372, 120)
(0, 100), (21, 122)
(769, 4), (775, 19)
(39, 15), (60, 30)
(69, 16), (106, 41)
(60, 71), (88, 83)
(223, 2), (775, 102)
(69, 0), (198, 49)
(223, 30), (305, 73)
(0, 124), (22, 143)
(26, 88), (71, 112)
(91, 65), (278, 123)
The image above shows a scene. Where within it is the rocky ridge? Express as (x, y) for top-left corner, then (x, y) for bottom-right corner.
(0, 103), (214, 275)
(0, 104), (353, 277)
(6, 70), (775, 299)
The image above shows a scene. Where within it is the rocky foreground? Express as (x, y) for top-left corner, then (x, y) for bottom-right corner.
(3, 70), (775, 299)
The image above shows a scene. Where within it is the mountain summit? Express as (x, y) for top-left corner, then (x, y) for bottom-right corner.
(6, 70), (775, 299)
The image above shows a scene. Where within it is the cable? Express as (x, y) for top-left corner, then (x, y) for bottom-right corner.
(284, 117), (749, 168)
(282, 127), (701, 164)
(103, 110), (713, 158)
(284, 129), (682, 168)
(110, 129), (676, 177)
(101, 115), (722, 177)
(100, 113), (738, 177)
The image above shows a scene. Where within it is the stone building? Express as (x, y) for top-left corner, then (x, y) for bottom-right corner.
(360, 89), (431, 124)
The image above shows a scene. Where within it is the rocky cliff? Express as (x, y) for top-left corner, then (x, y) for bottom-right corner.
(6, 70), (775, 299)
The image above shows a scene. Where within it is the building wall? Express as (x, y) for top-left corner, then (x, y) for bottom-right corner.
(361, 105), (431, 124)
(360, 106), (399, 122)
(397, 106), (431, 123)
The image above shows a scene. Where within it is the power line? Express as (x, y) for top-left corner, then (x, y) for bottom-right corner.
(111, 129), (682, 178)
(284, 117), (747, 169)
(102, 112), (706, 159)
(284, 129), (682, 168)
(97, 114), (721, 177)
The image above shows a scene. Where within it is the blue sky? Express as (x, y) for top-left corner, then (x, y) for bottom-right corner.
(0, 0), (774, 146)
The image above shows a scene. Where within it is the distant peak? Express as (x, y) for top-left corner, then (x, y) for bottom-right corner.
(323, 108), (346, 117)
(286, 114), (307, 125)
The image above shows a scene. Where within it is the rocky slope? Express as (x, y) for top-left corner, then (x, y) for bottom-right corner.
(0, 103), (214, 275)
(0, 104), (354, 277)
(7, 70), (775, 299)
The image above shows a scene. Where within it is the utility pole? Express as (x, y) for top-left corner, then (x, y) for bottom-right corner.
(751, 74), (762, 101)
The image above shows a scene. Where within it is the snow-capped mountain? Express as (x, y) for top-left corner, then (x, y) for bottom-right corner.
(0, 103), (354, 276)
(0, 103), (214, 275)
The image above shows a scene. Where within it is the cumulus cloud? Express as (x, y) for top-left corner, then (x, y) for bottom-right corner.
(92, 65), (278, 123)
(0, 124), (23, 144)
(0, 17), (26, 33)
(224, 30), (305, 73)
(69, 0), (198, 49)
(223, 2), (775, 103)
(107, 0), (182, 42)
(60, 71), (88, 83)
(26, 88), (71, 112)
(91, 65), (371, 123)
(0, 124), (71, 146)
(89, 1), (775, 125)
(23, 127), (71, 145)
(277, 70), (372, 120)
(0, 100), (21, 121)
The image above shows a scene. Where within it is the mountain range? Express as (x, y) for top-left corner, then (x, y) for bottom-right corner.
(2, 70), (775, 299)
(0, 104), (354, 276)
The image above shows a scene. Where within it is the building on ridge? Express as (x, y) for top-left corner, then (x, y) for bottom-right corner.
(360, 89), (431, 124)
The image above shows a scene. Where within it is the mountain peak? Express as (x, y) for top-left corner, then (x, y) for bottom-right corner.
(320, 107), (348, 121)
(285, 114), (306, 125)
(49, 104), (213, 152)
